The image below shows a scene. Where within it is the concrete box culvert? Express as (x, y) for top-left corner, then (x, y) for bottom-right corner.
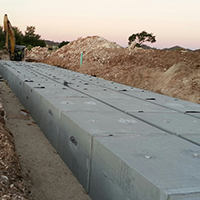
(1, 60), (200, 200)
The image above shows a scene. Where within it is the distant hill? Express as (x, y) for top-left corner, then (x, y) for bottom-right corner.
(140, 44), (157, 49)
(162, 46), (193, 51)
(45, 40), (60, 47)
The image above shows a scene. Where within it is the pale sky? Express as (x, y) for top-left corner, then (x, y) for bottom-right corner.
(1, 0), (200, 49)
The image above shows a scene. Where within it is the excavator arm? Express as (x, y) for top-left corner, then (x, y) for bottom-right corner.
(3, 14), (25, 61)
(4, 14), (15, 60)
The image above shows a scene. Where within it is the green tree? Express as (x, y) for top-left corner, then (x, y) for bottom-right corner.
(128, 31), (156, 47)
(58, 41), (70, 48)
(23, 26), (46, 47)
(13, 26), (24, 45)
(0, 26), (5, 49)
(0, 25), (46, 50)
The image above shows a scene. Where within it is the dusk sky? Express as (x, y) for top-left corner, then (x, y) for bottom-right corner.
(1, 0), (200, 49)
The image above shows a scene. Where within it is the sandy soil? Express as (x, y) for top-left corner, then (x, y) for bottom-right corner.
(0, 80), (91, 200)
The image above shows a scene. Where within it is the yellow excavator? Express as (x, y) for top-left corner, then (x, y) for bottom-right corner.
(3, 14), (26, 61)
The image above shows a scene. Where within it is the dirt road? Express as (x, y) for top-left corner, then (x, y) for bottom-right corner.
(0, 80), (91, 200)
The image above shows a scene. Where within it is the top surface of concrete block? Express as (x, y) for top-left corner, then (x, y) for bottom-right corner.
(61, 110), (166, 135)
(168, 192), (200, 200)
(122, 91), (200, 112)
(93, 134), (200, 195)
(132, 112), (200, 135)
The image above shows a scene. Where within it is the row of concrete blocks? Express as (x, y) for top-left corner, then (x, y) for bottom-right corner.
(1, 60), (200, 200)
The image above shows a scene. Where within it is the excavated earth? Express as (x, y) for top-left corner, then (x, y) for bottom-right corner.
(0, 35), (200, 199)
(26, 36), (200, 104)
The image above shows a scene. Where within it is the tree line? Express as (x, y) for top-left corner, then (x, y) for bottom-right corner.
(0, 25), (156, 50)
(0, 25), (46, 50)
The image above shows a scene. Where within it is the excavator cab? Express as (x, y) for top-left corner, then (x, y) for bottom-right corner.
(13, 45), (26, 61)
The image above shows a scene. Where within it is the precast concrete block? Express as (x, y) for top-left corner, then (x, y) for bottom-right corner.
(184, 111), (200, 119)
(2, 66), (16, 88)
(128, 91), (200, 114)
(90, 134), (200, 200)
(21, 83), (44, 126)
(97, 82), (200, 116)
(12, 75), (52, 111)
(27, 81), (87, 99)
(2, 61), (200, 200)
(44, 96), (116, 112)
(23, 83), (84, 148)
(0, 62), (35, 109)
(103, 97), (175, 113)
(11, 75), (27, 106)
(157, 100), (200, 116)
(68, 72), (144, 92)
(0, 61), (8, 78)
(59, 109), (166, 192)
(191, 112), (200, 119)
(64, 75), (144, 94)
(0, 62), (27, 100)
(180, 134), (200, 147)
(78, 88), (130, 99)
(18, 61), (146, 95)
(168, 192), (200, 200)
(37, 92), (106, 150)
(63, 84), (178, 114)
(132, 112), (200, 144)
(39, 96), (60, 149)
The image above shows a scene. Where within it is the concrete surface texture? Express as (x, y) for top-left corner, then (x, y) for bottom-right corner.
(0, 60), (200, 200)
(0, 69), (91, 199)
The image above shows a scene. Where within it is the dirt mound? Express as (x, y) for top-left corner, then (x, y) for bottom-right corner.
(156, 62), (200, 103)
(41, 36), (123, 69)
(26, 35), (200, 104)
(25, 47), (49, 62)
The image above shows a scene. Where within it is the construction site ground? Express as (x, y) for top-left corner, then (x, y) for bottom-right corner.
(0, 35), (200, 199)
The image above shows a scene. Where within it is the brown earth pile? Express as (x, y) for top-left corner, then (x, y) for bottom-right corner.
(26, 35), (200, 104)
(25, 47), (49, 62)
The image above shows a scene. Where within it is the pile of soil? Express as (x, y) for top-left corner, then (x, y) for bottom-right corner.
(26, 35), (200, 104)
(25, 47), (49, 63)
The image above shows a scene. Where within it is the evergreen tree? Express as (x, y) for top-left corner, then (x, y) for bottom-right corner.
(58, 41), (70, 48)
(128, 31), (156, 47)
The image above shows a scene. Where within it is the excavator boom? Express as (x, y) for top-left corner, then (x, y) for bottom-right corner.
(3, 14), (25, 61)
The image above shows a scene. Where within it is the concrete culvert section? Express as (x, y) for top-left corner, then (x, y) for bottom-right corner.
(0, 60), (200, 200)
(0, 77), (91, 200)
